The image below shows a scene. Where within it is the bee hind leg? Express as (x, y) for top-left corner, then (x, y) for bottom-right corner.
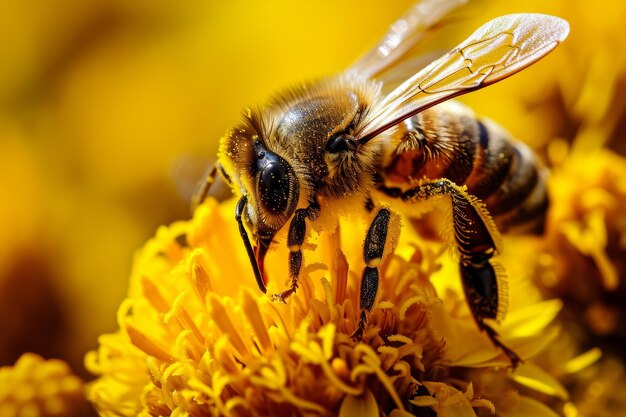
(270, 202), (319, 303)
(353, 208), (391, 340)
(460, 258), (520, 367)
(398, 178), (520, 368)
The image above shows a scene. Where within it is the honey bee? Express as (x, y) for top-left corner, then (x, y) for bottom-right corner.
(193, 0), (569, 367)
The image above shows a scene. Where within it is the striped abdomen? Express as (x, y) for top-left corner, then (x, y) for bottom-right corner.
(380, 101), (548, 234)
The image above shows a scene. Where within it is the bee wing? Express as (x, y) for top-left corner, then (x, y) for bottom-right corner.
(356, 14), (570, 143)
(349, 0), (468, 80)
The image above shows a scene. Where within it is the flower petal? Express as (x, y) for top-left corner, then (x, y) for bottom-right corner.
(498, 396), (561, 417)
(339, 389), (378, 417)
(511, 363), (569, 400)
(503, 300), (562, 339)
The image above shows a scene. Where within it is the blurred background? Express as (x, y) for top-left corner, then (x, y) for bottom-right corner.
(0, 0), (624, 382)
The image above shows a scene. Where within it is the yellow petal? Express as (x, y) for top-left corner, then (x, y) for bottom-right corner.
(498, 396), (560, 417)
(563, 348), (602, 374)
(508, 327), (560, 361)
(511, 363), (569, 400)
(411, 395), (439, 407)
(503, 300), (562, 338)
(390, 410), (419, 417)
(339, 389), (378, 417)
(440, 386), (478, 417)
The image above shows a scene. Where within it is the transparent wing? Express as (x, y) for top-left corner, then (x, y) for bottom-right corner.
(348, 0), (467, 80)
(356, 14), (570, 143)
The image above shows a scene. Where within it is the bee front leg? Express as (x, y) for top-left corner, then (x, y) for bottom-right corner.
(191, 164), (218, 213)
(353, 208), (391, 340)
(271, 202), (319, 303)
(400, 178), (520, 368)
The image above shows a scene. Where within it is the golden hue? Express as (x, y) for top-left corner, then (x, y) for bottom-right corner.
(0, 353), (86, 417)
(0, 1), (625, 416)
(87, 197), (571, 416)
(539, 148), (626, 334)
(0, 0), (415, 370)
(523, 148), (626, 417)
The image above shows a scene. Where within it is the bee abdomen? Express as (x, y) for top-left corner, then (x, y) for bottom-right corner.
(492, 168), (549, 234)
(464, 118), (547, 234)
(382, 102), (548, 235)
(463, 120), (515, 200)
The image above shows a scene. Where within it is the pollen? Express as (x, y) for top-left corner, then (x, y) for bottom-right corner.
(366, 257), (382, 268)
(85, 197), (574, 417)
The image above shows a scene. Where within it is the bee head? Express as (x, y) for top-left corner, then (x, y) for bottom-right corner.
(219, 125), (300, 291)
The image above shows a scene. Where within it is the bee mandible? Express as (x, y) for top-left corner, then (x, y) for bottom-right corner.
(193, 0), (569, 367)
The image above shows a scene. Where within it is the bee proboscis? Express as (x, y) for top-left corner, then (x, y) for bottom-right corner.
(193, 0), (569, 368)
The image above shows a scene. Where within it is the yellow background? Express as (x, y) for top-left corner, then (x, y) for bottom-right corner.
(0, 0), (624, 377)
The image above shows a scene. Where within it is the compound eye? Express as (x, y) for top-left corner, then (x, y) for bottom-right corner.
(258, 161), (296, 216)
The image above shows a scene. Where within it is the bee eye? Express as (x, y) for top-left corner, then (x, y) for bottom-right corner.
(258, 159), (298, 216)
(326, 133), (357, 153)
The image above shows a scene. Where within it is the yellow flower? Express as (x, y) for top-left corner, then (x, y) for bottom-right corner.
(525, 147), (626, 417)
(537, 147), (626, 339)
(0, 353), (86, 417)
(572, 356), (626, 417)
(86, 197), (571, 417)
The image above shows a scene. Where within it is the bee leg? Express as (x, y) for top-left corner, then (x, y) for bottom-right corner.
(400, 179), (520, 368)
(270, 202), (319, 302)
(191, 164), (219, 213)
(353, 208), (391, 340)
